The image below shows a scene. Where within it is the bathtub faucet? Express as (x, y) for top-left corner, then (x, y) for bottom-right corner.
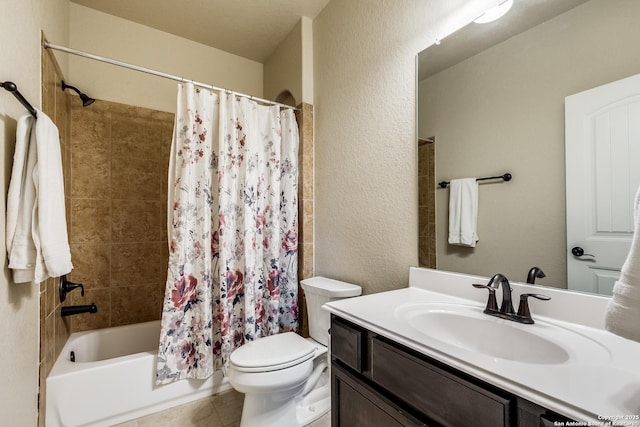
(59, 275), (85, 303)
(61, 303), (98, 317)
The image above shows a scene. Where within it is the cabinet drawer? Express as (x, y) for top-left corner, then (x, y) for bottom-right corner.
(331, 316), (364, 372)
(371, 337), (512, 427)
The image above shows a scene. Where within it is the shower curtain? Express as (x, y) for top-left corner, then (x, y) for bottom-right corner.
(156, 83), (299, 384)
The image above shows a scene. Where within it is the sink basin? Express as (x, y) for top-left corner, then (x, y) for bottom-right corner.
(396, 303), (609, 365)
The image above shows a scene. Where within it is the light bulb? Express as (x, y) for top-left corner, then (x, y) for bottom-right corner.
(474, 0), (514, 24)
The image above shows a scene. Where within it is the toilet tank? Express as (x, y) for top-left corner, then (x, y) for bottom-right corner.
(300, 277), (361, 346)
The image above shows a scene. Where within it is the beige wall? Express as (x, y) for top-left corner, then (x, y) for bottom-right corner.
(419, 0), (640, 286)
(0, 1), (70, 424)
(301, 17), (314, 105)
(312, 0), (503, 295)
(69, 3), (264, 113)
(264, 20), (303, 105)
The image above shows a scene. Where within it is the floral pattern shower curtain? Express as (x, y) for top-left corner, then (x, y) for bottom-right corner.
(156, 83), (299, 384)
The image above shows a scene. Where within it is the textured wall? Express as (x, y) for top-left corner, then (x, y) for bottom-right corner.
(312, 0), (502, 294)
(69, 3), (264, 113)
(0, 0), (70, 424)
(264, 20), (303, 104)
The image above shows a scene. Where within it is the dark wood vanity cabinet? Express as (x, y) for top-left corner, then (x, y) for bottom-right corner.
(330, 315), (574, 427)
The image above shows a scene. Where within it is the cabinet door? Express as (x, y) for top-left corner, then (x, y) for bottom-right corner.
(332, 362), (426, 427)
(370, 337), (512, 427)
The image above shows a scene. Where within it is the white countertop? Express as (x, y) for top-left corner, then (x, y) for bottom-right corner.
(323, 268), (640, 424)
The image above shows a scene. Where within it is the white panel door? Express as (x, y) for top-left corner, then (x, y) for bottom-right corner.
(565, 73), (640, 295)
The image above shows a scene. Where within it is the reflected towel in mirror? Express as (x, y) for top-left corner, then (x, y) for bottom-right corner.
(448, 178), (479, 248)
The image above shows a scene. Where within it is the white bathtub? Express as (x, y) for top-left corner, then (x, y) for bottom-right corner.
(46, 320), (231, 427)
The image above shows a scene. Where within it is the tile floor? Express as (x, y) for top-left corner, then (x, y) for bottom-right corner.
(113, 389), (331, 427)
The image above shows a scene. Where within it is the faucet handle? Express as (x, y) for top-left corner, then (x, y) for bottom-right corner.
(59, 275), (85, 303)
(516, 293), (551, 324)
(473, 284), (499, 313)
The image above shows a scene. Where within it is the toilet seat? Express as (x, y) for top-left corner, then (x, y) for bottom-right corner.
(230, 332), (317, 373)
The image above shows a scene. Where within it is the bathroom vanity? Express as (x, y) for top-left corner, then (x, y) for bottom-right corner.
(325, 268), (640, 426)
(330, 315), (570, 426)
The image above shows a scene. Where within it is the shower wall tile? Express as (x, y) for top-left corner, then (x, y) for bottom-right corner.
(68, 288), (111, 332)
(295, 103), (314, 339)
(112, 116), (165, 161)
(70, 243), (111, 289)
(71, 106), (111, 153)
(70, 198), (111, 243)
(302, 243), (314, 279)
(419, 206), (429, 237)
(111, 284), (164, 327)
(418, 141), (436, 269)
(111, 200), (166, 243)
(71, 149), (111, 198)
(301, 198), (313, 244)
(54, 314), (70, 359)
(44, 312), (55, 369)
(111, 156), (164, 200)
(55, 83), (70, 141)
(111, 242), (167, 287)
(69, 99), (173, 334)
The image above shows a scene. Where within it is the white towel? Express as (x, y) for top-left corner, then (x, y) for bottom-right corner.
(605, 184), (640, 342)
(6, 110), (73, 283)
(448, 178), (479, 247)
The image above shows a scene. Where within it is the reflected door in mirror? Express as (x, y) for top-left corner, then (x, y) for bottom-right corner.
(565, 73), (640, 295)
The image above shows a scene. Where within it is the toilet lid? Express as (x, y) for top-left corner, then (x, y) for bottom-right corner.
(230, 332), (317, 373)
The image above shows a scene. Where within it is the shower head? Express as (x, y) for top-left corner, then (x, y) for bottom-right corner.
(61, 80), (95, 107)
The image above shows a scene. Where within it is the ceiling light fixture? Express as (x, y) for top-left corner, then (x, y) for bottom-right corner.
(474, 0), (514, 24)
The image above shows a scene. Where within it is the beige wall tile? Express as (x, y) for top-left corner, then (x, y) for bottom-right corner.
(111, 156), (163, 201)
(300, 242), (313, 280)
(300, 198), (313, 244)
(71, 106), (111, 154)
(70, 198), (111, 243)
(111, 200), (166, 243)
(111, 284), (163, 326)
(70, 244), (110, 289)
(71, 149), (110, 199)
(44, 312), (55, 373)
(112, 116), (164, 162)
(111, 242), (166, 287)
(54, 313), (70, 358)
(67, 288), (110, 331)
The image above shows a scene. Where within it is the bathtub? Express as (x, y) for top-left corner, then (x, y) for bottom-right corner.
(46, 320), (231, 427)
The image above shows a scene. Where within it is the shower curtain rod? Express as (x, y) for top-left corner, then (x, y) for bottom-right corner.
(44, 42), (299, 111)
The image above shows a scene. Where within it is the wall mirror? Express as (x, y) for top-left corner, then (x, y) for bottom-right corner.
(417, 0), (640, 295)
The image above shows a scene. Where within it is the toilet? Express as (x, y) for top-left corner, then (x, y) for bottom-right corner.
(228, 276), (362, 427)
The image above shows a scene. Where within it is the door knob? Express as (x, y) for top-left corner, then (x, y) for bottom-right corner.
(571, 246), (595, 258)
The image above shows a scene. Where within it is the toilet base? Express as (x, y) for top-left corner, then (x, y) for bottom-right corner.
(238, 369), (330, 427)
(296, 371), (330, 426)
(240, 386), (303, 427)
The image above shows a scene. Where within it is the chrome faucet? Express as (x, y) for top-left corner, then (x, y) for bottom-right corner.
(473, 273), (550, 324)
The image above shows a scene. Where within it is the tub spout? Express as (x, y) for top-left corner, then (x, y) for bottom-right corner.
(61, 303), (98, 317)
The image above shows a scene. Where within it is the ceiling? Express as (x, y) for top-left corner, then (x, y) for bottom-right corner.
(70, 0), (331, 63)
(417, 0), (588, 81)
